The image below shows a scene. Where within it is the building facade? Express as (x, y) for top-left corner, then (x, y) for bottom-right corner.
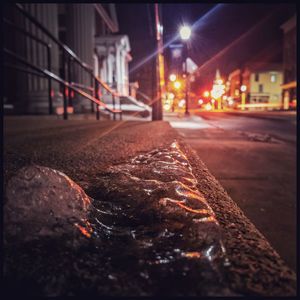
(95, 35), (132, 103)
(227, 64), (283, 110)
(247, 65), (283, 107)
(280, 15), (296, 110)
(3, 3), (133, 114)
(227, 69), (242, 103)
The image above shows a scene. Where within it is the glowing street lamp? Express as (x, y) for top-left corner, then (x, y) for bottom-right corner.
(179, 25), (192, 116)
(169, 74), (177, 82)
(205, 103), (212, 111)
(203, 91), (210, 98)
(179, 25), (192, 40)
(168, 92), (175, 100)
(228, 99), (234, 106)
(240, 85), (247, 92)
(174, 81), (181, 89)
(240, 85), (247, 110)
(178, 99), (186, 108)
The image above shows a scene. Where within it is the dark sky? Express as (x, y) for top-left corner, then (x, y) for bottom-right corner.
(116, 3), (296, 86)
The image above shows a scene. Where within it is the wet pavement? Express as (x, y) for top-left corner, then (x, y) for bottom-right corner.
(3, 117), (297, 296)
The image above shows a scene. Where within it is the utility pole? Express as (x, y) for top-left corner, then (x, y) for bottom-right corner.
(152, 3), (164, 121)
(179, 25), (191, 116)
(184, 46), (189, 115)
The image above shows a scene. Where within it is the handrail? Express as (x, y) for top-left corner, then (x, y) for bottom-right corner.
(4, 48), (122, 116)
(71, 82), (94, 92)
(5, 3), (122, 120)
(94, 76), (119, 97)
(136, 90), (152, 102)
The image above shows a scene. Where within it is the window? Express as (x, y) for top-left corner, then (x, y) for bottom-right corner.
(255, 73), (259, 82)
(259, 84), (263, 93)
(270, 74), (277, 83)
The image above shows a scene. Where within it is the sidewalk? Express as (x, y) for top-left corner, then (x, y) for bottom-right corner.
(3, 116), (296, 296)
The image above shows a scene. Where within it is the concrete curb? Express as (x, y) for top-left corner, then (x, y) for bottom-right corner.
(177, 139), (296, 296)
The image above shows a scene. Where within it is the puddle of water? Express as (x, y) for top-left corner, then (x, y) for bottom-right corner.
(4, 141), (233, 296)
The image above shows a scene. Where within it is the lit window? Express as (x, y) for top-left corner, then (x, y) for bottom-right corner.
(270, 74), (277, 83)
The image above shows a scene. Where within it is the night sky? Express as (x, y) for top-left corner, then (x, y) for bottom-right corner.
(116, 2), (296, 89)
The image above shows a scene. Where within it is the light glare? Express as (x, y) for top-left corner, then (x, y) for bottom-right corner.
(179, 25), (191, 40)
(203, 91), (210, 97)
(169, 74), (177, 82)
(174, 81), (181, 89)
(240, 85), (247, 92)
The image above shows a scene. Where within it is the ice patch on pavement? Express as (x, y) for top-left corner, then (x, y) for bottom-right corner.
(4, 165), (92, 243)
(89, 141), (232, 295)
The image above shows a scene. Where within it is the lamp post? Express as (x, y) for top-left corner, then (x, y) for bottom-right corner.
(240, 85), (247, 111)
(153, 3), (164, 121)
(179, 25), (191, 116)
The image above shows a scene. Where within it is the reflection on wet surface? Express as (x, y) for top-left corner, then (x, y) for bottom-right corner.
(4, 141), (234, 296)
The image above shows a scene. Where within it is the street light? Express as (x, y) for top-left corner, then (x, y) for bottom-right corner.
(203, 91), (210, 98)
(169, 92), (175, 100)
(174, 81), (181, 89)
(169, 74), (177, 82)
(179, 25), (191, 116)
(179, 25), (191, 40)
(240, 85), (247, 110)
(240, 85), (247, 92)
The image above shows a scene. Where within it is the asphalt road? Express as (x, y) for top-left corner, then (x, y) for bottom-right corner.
(165, 111), (296, 271)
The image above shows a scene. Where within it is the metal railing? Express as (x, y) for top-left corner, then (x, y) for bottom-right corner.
(4, 49), (122, 119)
(3, 3), (122, 120)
